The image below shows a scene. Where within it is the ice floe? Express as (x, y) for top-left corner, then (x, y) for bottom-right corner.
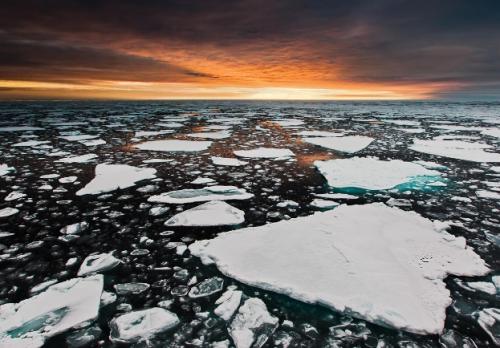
(410, 139), (500, 163)
(0, 164), (15, 176)
(77, 164), (157, 195)
(134, 140), (212, 152)
(77, 252), (122, 276)
(214, 289), (242, 321)
(165, 201), (244, 227)
(234, 148), (294, 159)
(315, 157), (442, 191)
(188, 131), (232, 139)
(0, 126), (44, 132)
(190, 203), (489, 335)
(0, 207), (19, 218)
(55, 154), (98, 163)
(303, 136), (374, 153)
(109, 308), (180, 344)
(0, 275), (103, 347)
(211, 156), (248, 166)
(149, 186), (253, 204)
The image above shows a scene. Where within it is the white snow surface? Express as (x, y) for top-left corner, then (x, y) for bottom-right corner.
(190, 203), (489, 335)
(410, 139), (500, 163)
(77, 164), (157, 195)
(314, 157), (441, 190)
(303, 136), (374, 153)
(165, 201), (244, 226)
(234, 147), (294, 159)
(134, 140), (212, 152)
(148, 186), (253, 204)
(0, 275), (103, 346)
(211, 157), (248, 166)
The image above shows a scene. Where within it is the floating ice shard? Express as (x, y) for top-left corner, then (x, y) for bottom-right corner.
(297, 130), (344, 137)
(0, 126), (44, 132)
(79, 139), (106, 147)
(76, 164), (157, 196)
(134, 130), (174, 137)
(0, 275), (103, 347)
(149, 186), (253, 204)
(303, 136), (374, 153)
(188, 130), (232, 139)
(482, 128), (500, 138)
(4, 191), (26, 201)
(59, 134), (98, 141)
(134, 140), (212, 152)
(0, 207), (19, 218)
(410, 139), (500, 163)
(12, 140), (50, 147)
(476, 308), (500, 345)
(315, 157), (442, 191)
(165, 201), (245, 226)
(274, 119), (304, 127)
(310, 198), (339, 209)
(211, 156), (248, 166)
(228, 298), (279, 348)
(114, 283), (150, 295)
(109, 308), (180, 344)
(188, 277), (224, 298)
(215, 289), (242, 321)
(190, 203), (489, 335)
(78, 253), (122, 276)
(60, 221), (89, 235)
(191, 177), (216, 185)
(0, 164), (15, 176)
(234, 147), (294, 159)
(56, 154), (98, 163)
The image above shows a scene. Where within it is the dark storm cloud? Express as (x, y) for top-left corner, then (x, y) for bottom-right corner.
(1, 0), (499, 97)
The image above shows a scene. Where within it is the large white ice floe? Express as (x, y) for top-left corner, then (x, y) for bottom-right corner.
(410, 139), (500, 163)
(165, 201), (244, 226)
(77, 164), (157, 196)
(314, 157), (442, 191)
(233, 147), (294, 159)
(148, 186), (253, 204)
(134, 140), (212, 152)
(190, 203), (489, 335)
(303, 136), (374, 153)
(211, 156), (248, 166)
(0, 275), (103, 347)
(228, 298), (279, 348)
(109, 308), (180, 344)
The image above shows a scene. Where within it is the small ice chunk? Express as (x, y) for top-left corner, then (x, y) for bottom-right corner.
(134, 140), (212, 152)
(56, 154), (98, 163)
(211, 156), (248, 166)
(109, 308), (180, 344)
(0, 207), (19, 218)
(214, 289), (242, 321)
(0, 126), (44, 132)
(234, 147), (294, 159)
(149, 186), (253, 204)
(476, 308), (500, 345)
(165, 201), (245, 226)
(78, 253), (122, 276)
(314, 193), (358, 200)
(310, 199), (339, 209)
(114, 283), (150, 296)
(229, 298), (279, 348)
(315, 157), (442, 190)
(5, 191), (26, 202)
(0, 164), (15, 176)
(77, 164), (156, 196)
(188, 277), (224, 298)
(12, 140), (50, 147)
(191, 177), (216, 185)
(60, 222), (89, 235)
(303, 136), (374, 153)
(188, 131), (231, 139)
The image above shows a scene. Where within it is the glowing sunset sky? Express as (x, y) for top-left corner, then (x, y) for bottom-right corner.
(1, 0), (499, 100)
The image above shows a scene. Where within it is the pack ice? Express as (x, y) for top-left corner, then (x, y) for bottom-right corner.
(77, 164), (157, 195)
(315, 157), (442, 190)
(190, 203), (489, 335)
(0, 275), (103, 347)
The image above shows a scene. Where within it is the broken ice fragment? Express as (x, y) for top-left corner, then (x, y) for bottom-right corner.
(60, 222), (89, 235)
(134, 140), (212, 152)
(303, 135), (374, 153)
(229, 298), (279, 348)
(234, 147), (294, 159)
(109, 307), (180, 344)
(214, 289), (242, 321)
(211, 156), (248, 166)
(190, 203), (489, 335)
(55, 154), (98, 163)
(165, 201), (245, 227)
(114, 283), (150, 296)
(0, 207), (19, 218)
(475, 308), (500, 345)
(188, 277), (224, 298)
(149, 186), (253, 204)
(77, 252), (122, 276)
(77, 164), (157, 195)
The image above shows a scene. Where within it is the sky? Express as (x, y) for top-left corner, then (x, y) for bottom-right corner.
(1, 0), (499, 100)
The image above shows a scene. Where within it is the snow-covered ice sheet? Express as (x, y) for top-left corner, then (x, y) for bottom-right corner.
(149, 186), (253, 204)
(315, 157), (442, 190)
(303, 136), (374, 153)
(410, 139), (500, 163)
(190, 203), (489, 335)
(77, 164), (157, 195)
(134, 140), (212, 152)
(165, 201), (244, 226)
